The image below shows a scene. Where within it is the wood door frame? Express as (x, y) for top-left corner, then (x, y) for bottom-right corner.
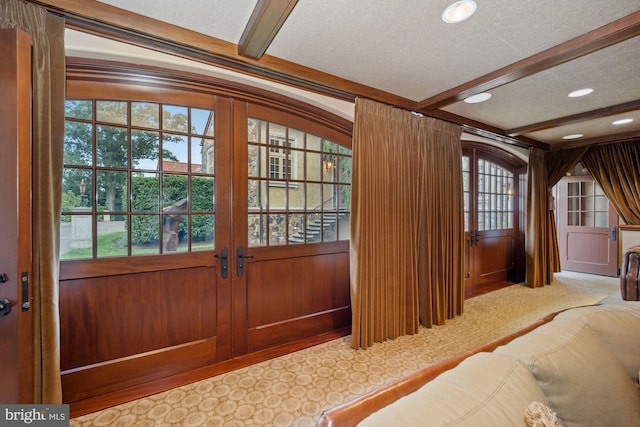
(0, 28), (34, 403)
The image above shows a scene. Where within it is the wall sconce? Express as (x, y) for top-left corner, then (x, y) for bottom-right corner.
(323, 156), (333, 172)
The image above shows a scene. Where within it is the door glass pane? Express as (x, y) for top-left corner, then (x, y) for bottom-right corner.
(97, 101), (127, 125)
(248, 144), (268, 178)
(65, 100), (92, 120)
(192, 176), (215, 212)
(306, 152), (322, 181)
(269, 214), (287, 246)
(248, 214), (267, 246)
(163, 213), (188, 252)
(192, 214), (215, 251)
(131, 102), (159, 129)
(97, 125), (128, 168)
(162, 105), (188, 132)
(162, 174), (188, 210)
(131, 214), (160, 255)
(193, 138), (215, 174)
(595, 212), (608, 227)
(307, 133), (322, 151)
(64, 121), (93, 166)
(248, 179), (267, 211)
(289, 183), (305, 210)
(191, 109), (214, 136)
(268, 184), (286, 210)
(163, 134), (189, 166)
(97, 221), (127, 258)
(132, 173), (159, 212)
(288, 214), (305, 244)
(97, 170), (127, 217)
(132, 130), (160, 170)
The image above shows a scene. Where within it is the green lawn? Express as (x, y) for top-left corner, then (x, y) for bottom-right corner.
(60, 231), (214, 259)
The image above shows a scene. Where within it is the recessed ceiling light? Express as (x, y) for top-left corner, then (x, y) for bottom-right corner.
(568, 88), (593, 98)
(442, 1), (477, 23)
(612, 118), (633, 125)
(464, 92), (491, 103)
(562, 134), (583, 140)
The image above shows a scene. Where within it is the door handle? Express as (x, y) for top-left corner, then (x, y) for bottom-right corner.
(611, 226), (617, 241)
(0, 298), (10, 316)
(236, 246), (254, 277)
(213, 247), (229, 279)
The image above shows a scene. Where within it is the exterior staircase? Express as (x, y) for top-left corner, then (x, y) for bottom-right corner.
(288, 212), (344, 243)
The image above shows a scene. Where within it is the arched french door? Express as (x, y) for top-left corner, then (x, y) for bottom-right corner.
(58, 59), (352, 408)
(462, 143), (526, 298)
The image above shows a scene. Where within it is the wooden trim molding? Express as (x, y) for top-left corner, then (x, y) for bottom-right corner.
(31, 0), (414, 109)
(66, 57), (354, 137)
(507, 99), (640, 137)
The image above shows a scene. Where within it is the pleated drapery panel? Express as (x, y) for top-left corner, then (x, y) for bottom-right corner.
(350, 98), (463, 349)
(544, 147), (588, 284)
(525, 148), (549, 288)
(526, 147), (587, 288)
(581, 141), (640, 225)
(1, 0), (65, 403)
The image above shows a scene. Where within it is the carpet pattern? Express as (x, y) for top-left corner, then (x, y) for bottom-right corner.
(71, 272), (621, 426)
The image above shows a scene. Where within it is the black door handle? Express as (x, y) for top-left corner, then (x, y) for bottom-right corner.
(237, 246), (254, 277)
(214, 247), (228, 279)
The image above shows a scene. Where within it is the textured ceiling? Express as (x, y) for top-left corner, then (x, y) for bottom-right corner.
(86, 1), (640, 149)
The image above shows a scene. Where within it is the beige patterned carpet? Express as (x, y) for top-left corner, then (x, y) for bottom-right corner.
(71, 271), (621, 427)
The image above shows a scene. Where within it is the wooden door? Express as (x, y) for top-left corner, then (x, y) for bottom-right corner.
(557, 176), (619, 276)
(59, 82), (231, 405)
(59, 62), (352, 410)
(0, 28), (34, 403)
(463, 145), (523, 298)
(230, 103), (351, 356)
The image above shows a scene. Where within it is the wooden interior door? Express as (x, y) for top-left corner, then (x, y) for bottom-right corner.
(0, 28), (34, 403)
(557, 176), (619, 276)
(59, 82), (232, 406)
(59, 63), (352, 411)
(230, 102), (351, 357)
(463, 145), (523, 298)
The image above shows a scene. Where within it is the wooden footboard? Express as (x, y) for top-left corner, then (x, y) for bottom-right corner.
(316, 311), (562, 427)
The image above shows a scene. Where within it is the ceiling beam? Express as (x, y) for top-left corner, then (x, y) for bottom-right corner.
(417, 10), (640, 111)
(506, 99), (640, 136)
(238, 0), (298, 60)
(551, 129), (640, 150)
(426, 109), (549, 150)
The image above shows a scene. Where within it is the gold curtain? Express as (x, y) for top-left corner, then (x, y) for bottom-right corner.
(526, 147), (587, 288)
(580, 140), (640, 225)
(350, 98), (463, 349)
(525, 148), (549, 287)
(1, 0), (65, 403)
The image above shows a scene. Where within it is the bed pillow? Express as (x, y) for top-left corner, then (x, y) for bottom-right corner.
(495, 319), (640, 427)
(555, 306), (640, 382)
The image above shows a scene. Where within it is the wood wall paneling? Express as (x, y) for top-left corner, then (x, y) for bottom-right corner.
(60, 266), (218, 370)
